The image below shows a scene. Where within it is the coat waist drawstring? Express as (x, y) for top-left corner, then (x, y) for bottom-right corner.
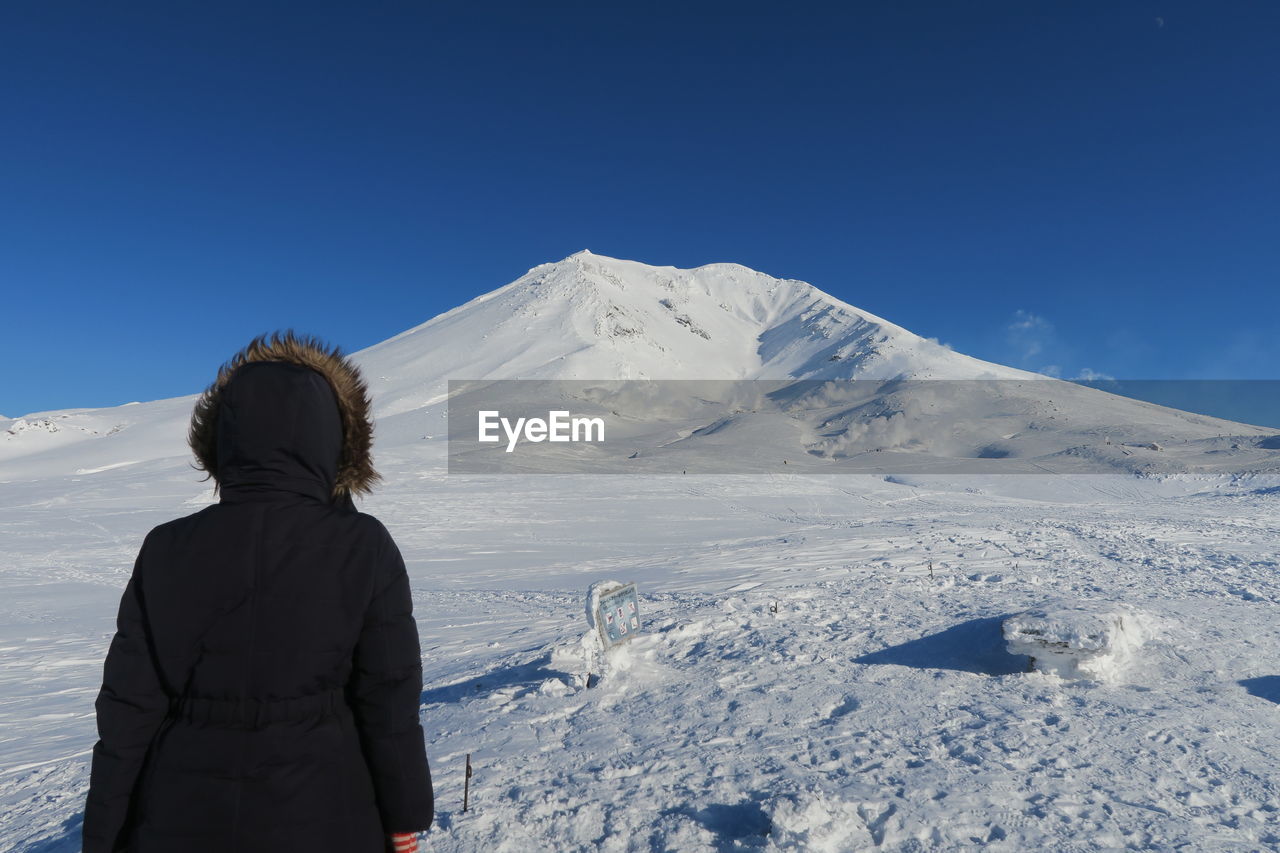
(168, 688), (348, 728)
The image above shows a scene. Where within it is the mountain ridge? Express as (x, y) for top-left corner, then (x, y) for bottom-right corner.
(358, 251), (1029, 419)
(2, 253), (1274, 484)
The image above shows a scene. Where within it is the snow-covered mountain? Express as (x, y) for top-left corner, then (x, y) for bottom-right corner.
(358, 250), (1026, 419)
(0, 251), (1020, 478)
(1, 252), (1276, 482)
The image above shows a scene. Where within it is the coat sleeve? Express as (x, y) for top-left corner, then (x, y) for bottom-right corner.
(349, 526), (434, 833)
(83, 533), (169, 853)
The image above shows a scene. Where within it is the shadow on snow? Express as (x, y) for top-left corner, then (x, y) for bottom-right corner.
(420, 651), (574, 705)
(1240, 675), (1280, 704)
(661, 800), (772, 851)
(854, 615), (1028, 676)
(20, 813), (82, 853)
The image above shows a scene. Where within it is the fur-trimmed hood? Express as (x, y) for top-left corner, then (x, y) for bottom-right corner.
(189, 332), (380, 500)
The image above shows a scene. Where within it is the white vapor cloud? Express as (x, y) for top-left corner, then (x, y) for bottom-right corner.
(1006, 310), (1053, 363)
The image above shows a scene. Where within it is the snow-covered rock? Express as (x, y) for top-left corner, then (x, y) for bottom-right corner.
(1003, 600), (1147, 682)
(5, 417), (59, 436)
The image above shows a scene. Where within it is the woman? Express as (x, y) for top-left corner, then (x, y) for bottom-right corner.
(84, 333), (433, 853)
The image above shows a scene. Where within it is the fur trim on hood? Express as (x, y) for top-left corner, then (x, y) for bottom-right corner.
(189, 332), (380, 499)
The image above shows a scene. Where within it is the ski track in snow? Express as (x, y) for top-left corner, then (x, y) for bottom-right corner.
(3, 471), (1280, 852)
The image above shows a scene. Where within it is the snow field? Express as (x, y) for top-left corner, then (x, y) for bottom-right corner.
(5, 472), (1280, 850)
(361, 475), (1280, 851)
(413, 576), (1279, 851)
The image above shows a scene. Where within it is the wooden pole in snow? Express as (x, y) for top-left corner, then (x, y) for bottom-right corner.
(463, 753), (473, 813)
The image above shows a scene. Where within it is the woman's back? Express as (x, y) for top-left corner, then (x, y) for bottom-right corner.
(84, 337), (433, 853)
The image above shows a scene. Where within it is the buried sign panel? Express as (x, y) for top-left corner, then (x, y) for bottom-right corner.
(594, 583), (642, 649)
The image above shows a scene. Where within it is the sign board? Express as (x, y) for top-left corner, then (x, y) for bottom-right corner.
(594, 583), (642, 649)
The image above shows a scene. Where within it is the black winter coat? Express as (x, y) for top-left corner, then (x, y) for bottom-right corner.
(84, 355), (433, 852)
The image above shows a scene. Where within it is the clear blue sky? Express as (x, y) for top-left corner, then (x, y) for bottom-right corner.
(2, 1), (1278, 416)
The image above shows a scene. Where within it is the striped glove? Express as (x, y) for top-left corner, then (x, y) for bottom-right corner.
(389, 832), (419, 853)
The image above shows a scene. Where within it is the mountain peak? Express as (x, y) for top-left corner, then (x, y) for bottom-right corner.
(357, 254), (1026, 416)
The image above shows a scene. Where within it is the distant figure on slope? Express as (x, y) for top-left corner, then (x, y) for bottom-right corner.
(84, 333), (433, 853)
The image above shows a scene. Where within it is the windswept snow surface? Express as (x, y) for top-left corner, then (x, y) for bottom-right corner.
(6, 469), (1280, 851)
(3, 254), (1280, 850)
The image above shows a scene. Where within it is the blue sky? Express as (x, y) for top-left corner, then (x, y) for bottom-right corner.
(2, 1), (1278, 415)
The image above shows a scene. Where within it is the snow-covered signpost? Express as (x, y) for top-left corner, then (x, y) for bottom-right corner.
(583, 581), (643, 687)
(587, 581), (642, 649)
